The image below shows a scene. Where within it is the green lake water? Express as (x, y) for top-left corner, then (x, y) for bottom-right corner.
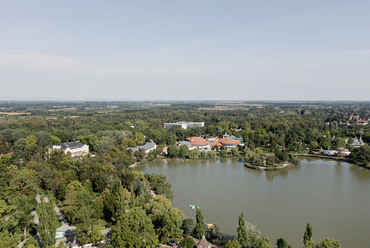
(136, 158), (370, 247)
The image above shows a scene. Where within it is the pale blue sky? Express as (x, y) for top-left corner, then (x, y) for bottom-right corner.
(0, 0), (369, 100)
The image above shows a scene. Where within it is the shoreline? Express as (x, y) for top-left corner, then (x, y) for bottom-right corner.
(244, 162), (293, 171)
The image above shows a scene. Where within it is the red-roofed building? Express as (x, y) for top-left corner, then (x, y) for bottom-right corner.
(189, 140), (210, 150)
(219, 138), (243, 149)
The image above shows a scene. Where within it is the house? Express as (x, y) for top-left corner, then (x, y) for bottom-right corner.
(127, 141), (157, 154)
(189, 140), (211, 151)
(184, 135), (244, 151)
(219, 138), (244, 150)
(338, 149), (351, 156)
(350, 137), (364, 147)
(323, 150), (338, 156)
(49, 141), (89, 157)
(196, 236), (217, 248)
(164, 121), (204, 129)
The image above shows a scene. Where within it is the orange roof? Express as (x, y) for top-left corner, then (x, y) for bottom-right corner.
(209, 141), (222, 147)
(190, 140), (209, 146)
(219, 138), (242, 145)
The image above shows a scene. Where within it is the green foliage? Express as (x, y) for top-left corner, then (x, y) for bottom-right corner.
(181, 217), (196, 235)
(351, 145), (370, 166)
(276, 238), (292, 248)
(178, 145), (189, 158)
(224, 239), (242, 248)
(189, 148), (200, 160)
(220, 150), (228, 157)
(180, 237), (195, 248)
(206, 223), (223, 243)
(237, 213), (248, 247)
(37, 196), (58, 247)
(167, 145), (179, 158)
(145, 174), (173, 199)
(303, 223), (315, 248)
(0, 230), (21, 248)
(255, 235), (272, 248)
(194, 208), (205, 239)
(110, 207), (158, 248)
(231, 147), (240, 156)
(315, 238), (341, 248)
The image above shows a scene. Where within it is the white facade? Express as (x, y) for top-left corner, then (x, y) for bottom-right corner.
(323, 150), (338, 156)
(164, 121), (204, 129)
(49, 142), (89, 157)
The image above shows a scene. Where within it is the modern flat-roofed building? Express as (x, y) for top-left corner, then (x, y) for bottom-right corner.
(164, 121), (204, 129)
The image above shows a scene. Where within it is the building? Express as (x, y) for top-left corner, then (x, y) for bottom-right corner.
(189, 140), (211, 151)
(164, 121), (204, 129)
(185, 135), (244, 151)
(323, 150), (338, 156)
(49, 141), (89, 157)
(219, 138), (243, 149)
(127, 141), (157, 154)
(197, 236), (217, 248)
(350, 137), (364, 147)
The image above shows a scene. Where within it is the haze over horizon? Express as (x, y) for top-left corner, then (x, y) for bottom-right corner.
(1, 1), (369, 101)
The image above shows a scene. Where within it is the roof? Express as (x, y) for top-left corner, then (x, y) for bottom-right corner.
(128, 141), (156, 153)
(178, 141), (190, 146)
(209, 141), (222, 147)
(50, 141), (87, 150)
(190, 140), (209, 146)
(197, 236), (216, 248)
(219, 138), (242, 145)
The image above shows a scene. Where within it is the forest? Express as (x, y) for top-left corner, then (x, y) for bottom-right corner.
(0, 101), (368, 247)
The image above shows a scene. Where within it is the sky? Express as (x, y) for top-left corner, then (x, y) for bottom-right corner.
(0, 0), (369, 101)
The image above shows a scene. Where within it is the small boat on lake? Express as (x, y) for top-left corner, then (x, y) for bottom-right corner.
(189, 204), (200, 209)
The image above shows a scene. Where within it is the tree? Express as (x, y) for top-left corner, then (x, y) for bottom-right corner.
(303, 223), (315, 248)
(94, 137), (114, 155)
(351, 145), (370, 166)
(178, 145), (189, 158)
(194, 208), (205, 239)
(245, 221), (261, 247)
(110, 207), (158, 248)
(255, 236), (272, 248)
(225, 239), (242, 248)
(220, 150), (228, 157)
(189, 149), (200, 160)
(231, 147), (239, 156)
(276, 238), (292, 248)
(180, 237), (195, 248)
(206, 223), (223, 243)
(181, 218), (196, 235)
(0, 139), (8, 154)
(37, 197), (58, 247)
(167, 145), (179, 158)
(236, 213), (248, 247)
(315, 238), (341, 248)
(152, 208), (183, 243)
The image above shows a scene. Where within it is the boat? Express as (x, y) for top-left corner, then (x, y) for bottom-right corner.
(189, 204), (200, 209)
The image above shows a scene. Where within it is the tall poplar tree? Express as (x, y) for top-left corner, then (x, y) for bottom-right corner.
(37, 197), (58, 247)
(237, 213), (248, 247)
(303, 223), (314, 248)
(194, 208), (205, 239)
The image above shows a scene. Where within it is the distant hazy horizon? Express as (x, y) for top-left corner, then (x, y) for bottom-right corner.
(1, 1), (369, 101)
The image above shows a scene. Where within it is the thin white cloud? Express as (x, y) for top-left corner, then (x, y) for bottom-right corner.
(0, 51), (90, 70)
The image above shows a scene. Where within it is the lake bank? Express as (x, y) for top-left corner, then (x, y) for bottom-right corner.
(136, 158), (370, 248)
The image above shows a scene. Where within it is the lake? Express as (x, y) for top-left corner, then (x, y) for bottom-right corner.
(136, 158), (370, 247)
